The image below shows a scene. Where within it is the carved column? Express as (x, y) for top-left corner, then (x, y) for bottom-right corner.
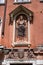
(28, 18), (30, 47)
(12, 19), (15, 47)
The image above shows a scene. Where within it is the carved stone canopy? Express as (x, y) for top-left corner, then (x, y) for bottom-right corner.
(9, 5), (33, 24)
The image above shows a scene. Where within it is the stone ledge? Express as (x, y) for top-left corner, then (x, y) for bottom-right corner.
(12, 42), (31, 47)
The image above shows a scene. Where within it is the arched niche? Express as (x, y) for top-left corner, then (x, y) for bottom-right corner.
(15, 14), (28, 42)
(9, 5), (33, 47)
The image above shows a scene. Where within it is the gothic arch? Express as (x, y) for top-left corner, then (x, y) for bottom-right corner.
(9, 5), (33, 24)
(9, 5), (33, 47)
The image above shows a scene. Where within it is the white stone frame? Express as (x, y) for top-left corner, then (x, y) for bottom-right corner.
(14, 0), (31, 3)
(2, 59), (36, 65)
(2, 59), (43, 65)
(12, 13), (31, 47)
(0, 0), (5, 4)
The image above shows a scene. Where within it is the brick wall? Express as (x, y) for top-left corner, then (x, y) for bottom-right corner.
(0, 0), (43, 48)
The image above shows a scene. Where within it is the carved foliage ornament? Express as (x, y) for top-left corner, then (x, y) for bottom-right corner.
(4, 49), (36, 60)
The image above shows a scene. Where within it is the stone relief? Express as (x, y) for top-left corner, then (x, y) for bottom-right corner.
(16, 15), (27, 37)
(4, 49), (36, 60)
(18, 49), (24, 59)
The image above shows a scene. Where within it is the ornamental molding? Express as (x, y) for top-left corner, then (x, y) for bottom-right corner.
(4, 49), (36, 60)
(0, 45), (43, 61)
